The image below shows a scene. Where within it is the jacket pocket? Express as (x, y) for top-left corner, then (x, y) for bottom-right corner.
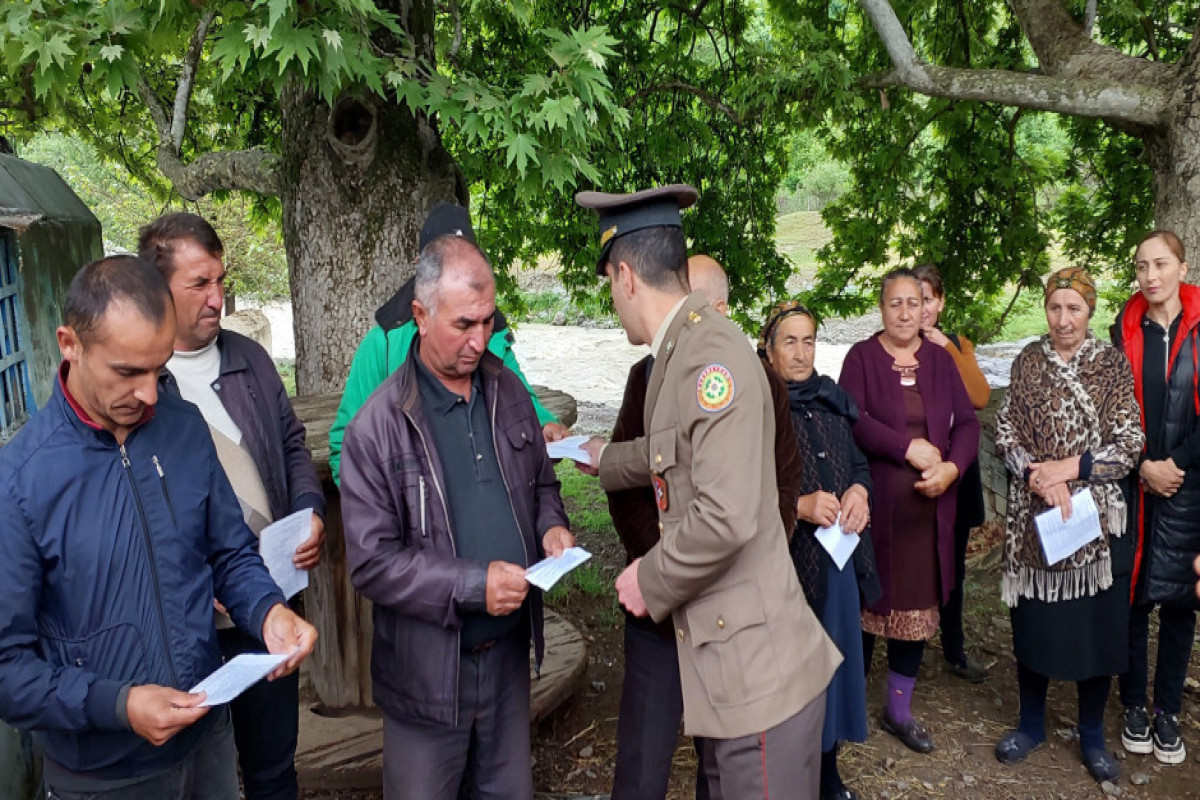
(42, 623), (151, 686)
(685, 581), (780, 708)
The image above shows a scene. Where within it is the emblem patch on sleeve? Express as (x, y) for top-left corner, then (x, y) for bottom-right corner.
(696, 364), (735, 412)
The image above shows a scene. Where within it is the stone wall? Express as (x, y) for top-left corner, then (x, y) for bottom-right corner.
(977, 388), (1009, 523)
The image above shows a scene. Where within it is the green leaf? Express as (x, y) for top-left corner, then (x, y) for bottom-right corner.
(243, 23), (271, 52)
(99, 43), (124, 62)
(502, 131), (539, 177)
(35, 32), (75, 74)
(322, 29), (342, 51)
(267, 0), (290, 30)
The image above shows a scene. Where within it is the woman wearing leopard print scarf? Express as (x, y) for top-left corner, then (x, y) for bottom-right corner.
(993, 267), (1144, 783)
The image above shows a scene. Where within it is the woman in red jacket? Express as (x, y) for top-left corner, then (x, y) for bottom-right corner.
(1112, 230), (1200, 766)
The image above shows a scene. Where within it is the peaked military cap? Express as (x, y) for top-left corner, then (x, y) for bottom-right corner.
(576, 184), (698, 274)
(419, 202), (476, 251)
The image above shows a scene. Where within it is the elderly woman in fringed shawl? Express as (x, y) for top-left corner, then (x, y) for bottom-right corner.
(993, 267), (1144, 784)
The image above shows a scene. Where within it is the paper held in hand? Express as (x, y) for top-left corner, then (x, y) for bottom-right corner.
(259, 508), (312, 600)
(1035, 488), (1102, 565)
(525, 547), (592, 591)
(814, 515), (860, 571)
(189, 653), (289, 707)
(546, 435), (592, 465)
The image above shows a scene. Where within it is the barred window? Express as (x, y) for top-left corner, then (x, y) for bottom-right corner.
(0, 231), (33, 441)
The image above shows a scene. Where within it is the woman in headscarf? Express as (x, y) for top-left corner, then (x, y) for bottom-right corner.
(994, 267), (1144, 783)
(759, 301), (881, 800)
(1112, 231), (1200, 766)
(839, 268), (980, 754)
(913, 263), (992, 683)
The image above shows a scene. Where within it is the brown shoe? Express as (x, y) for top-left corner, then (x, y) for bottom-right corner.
(882, 713), (935, 753)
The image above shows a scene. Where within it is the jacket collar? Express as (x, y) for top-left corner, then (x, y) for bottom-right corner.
(215, 329), (249, 376)
(398, 342), (503, 419)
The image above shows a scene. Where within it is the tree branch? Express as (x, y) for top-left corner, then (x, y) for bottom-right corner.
(172, 8), (217, 153)
(1082, 0), (1097, 39)
(862, 64), (1169, 126)
(627, 81), (743, 124)
(136, 74), (172, 144)
(447, 0), (462, 63)
(154, 146), (282, 199)
(857, 0), (929, 90)
(1006, 0), (1170, 85)
(858, 0), (1171, 127)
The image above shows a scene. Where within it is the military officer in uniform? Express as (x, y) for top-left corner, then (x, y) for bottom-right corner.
(577, 185), (842, 799)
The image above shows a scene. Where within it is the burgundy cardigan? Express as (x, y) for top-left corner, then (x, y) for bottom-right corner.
(838, 333), (981, 615)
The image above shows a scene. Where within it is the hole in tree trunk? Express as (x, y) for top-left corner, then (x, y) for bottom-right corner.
(327, 96), (378, 168)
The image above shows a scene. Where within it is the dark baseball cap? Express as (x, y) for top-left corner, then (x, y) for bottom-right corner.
(419, 202), (476, 251)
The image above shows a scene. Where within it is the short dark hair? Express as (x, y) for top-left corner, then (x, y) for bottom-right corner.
(606, 226), (688, 292)
(63, 255), (173, 343)
(879, 266), (921, 304)
(137, 212), (224, 279)
(913, 263), (944, 298)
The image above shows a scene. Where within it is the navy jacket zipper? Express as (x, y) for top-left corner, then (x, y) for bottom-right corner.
(152, 455), (177, 528)
(120, 445), (180, 686)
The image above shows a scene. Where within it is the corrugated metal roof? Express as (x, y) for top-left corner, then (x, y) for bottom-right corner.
(0, 154), (98, 226)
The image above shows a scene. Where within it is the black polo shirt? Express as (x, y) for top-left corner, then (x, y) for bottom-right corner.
(413, 346), (529, 649)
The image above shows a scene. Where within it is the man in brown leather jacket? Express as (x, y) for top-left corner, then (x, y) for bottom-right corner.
(340, 235), (574, 800)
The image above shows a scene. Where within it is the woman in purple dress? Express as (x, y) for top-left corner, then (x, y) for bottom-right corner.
(839, 268), (980, 754)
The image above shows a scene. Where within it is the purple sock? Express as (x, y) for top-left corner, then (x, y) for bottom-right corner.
(886, 671), (916, 724)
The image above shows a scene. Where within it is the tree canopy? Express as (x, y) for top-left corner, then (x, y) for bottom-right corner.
(782, 0), (1194, 340)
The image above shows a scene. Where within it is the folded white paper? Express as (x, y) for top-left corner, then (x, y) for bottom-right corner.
(814, 516), (860, 571)
(525, 547), (592, 591)
(1035, 488), (1102, 565)
(190, 653), (289, 706)
(546, 435), (592, 465)
(259, 508), (313, 600)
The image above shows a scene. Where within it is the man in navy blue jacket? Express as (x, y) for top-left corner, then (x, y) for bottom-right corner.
(0, 256), (316, 799)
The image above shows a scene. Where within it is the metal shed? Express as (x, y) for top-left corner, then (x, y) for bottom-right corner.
(0, 153), (102, 442)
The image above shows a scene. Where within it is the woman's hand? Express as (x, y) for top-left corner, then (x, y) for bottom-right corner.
(915, 461), (959, 498)
(1028, 457), (1080, 492)
(840, 485), (870, 534)
(797, 491), (841, 527)
(1041, 482), (1074, 521)
(906, 438), (942, 472)
(1141, 458), (1185, 498)
(923, 327), (950, 347)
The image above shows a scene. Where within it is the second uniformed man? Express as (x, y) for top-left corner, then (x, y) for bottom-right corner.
(578, 185), (842, 799)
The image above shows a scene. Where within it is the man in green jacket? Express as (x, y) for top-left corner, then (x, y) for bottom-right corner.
(330, 203), (566, 484)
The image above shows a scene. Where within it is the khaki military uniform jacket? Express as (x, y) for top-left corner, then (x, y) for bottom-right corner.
(600, 292), (842, 739)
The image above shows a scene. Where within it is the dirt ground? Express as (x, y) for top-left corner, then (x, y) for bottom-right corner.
(523, 521), (1200, 800)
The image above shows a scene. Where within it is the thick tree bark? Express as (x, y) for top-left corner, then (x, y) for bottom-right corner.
(1144, 108), (1200, 259)
(279, 86), (465, 395)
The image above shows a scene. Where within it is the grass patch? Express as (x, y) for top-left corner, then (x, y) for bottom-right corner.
(275, 359), (296, 396)
(555, 461), (615, 537)
(775, 211), (832, 278)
